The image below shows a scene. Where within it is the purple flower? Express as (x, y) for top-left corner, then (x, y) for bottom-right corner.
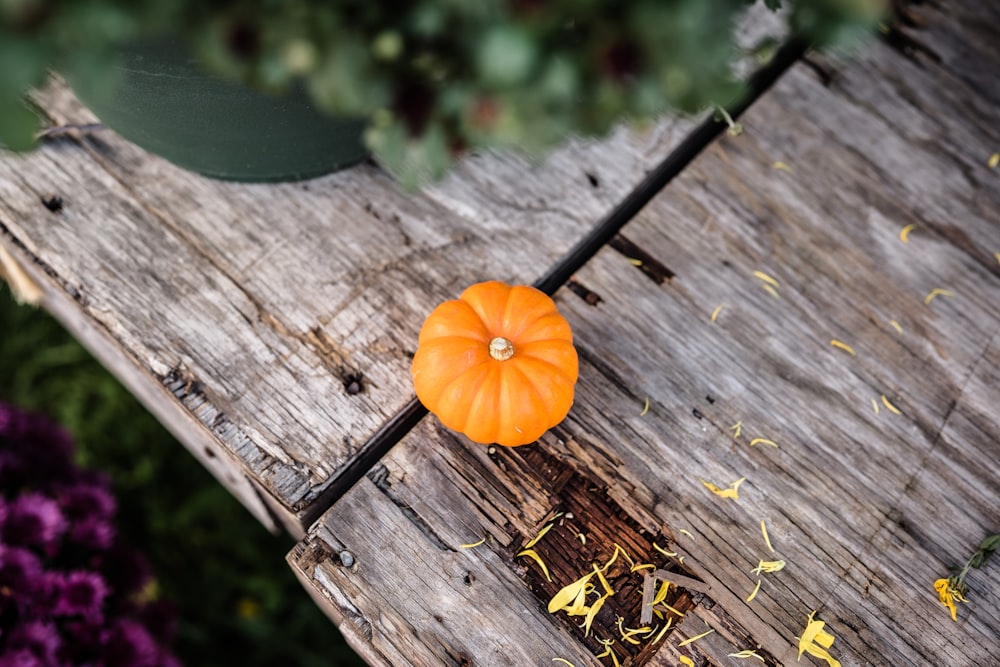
(0, 648), (42, 667)
(102, 619), (158, 667)
(4, 621), (62, 666)
(53, 571), (108, 620)
(0, 546), (43, 605)
(67, 516), (116, 551)
(57, 484), (116, 524)
(0, 405), (76, 490)
(3, 494), (66, 552)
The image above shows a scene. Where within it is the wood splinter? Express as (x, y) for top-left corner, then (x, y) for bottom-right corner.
(640, 569), (713, 625)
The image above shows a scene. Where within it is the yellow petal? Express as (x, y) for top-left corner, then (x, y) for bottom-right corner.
(711, 304), (724, 322)
(518, 548), (552, 582)
(524, 523), (553, 549)
(702, 478), (744, 499)
(829, 339), (856, 356)
(753, 270), (780, 287)
(548, 572), (594, 613)
(924, 287), (955, 305)
(552, 659), (577, 667)
(749, 438), (778, 448)
(680, 657), (695, 667)
(459, 537), (487, 548)
(746, 579), (762, 603)
(899, 224), (916, 243)
(677, 628), (715, 647)
(761, 520), (774, 553)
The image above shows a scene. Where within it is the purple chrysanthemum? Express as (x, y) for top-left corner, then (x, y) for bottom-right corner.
(57, 485), (116, 525)
(66, 516), (115, 551)
(0, 405), (76, 490)
(0, 648), (41, 667)
(4, 621), (61, 666)
(102, 619), (159, 667)
(3, 494), (66, 552)
(0, 405), (182, 666)
(53, 571), (109, 620)
(0, 546), (43, 605)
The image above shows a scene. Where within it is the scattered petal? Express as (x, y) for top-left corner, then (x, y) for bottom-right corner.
(679, 529), (695, 540)
(729, 421), (743, 438)
(749, 437), (778, 448)
(577, 533), (587, 546)
(459, 537), (487, 549)
(702, 477), (746, 499)
(761, 520), (774, 553)
(678, 628), (715, 647)
(524, 523), (553, 549)
(552, 659), (577, 667)
(627, 257), (643, 266)
(729, 650), (765, 661)
(652, 618), (674, 644)
(751, 559), (786, 575)
(797, 612), (842, 667)
(518, 549), (552, 582)
(924, 288), (955, 305)
(679, 657), (695, 667)
(889, 319), (903, 334)
(640, 398), (650, 416)
(746, 579), (762, 602)
(990, 153), (1000, 169)
(870, 398), (880, 415)
(880, 394), (903, 415)
(548, 571), (594, 613)
(763, 284), (780, 299)
(829, 339), (856, 356)
(753, 270), (780, 287)
(772, 161), (793, 173)
(711, 304), (724, 322)
(653, 542), (677, 558)
(899, 224), (917, 243)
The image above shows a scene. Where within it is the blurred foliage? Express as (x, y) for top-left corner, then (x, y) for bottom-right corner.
(0, 286), (365, 667)
(1, 0), (885, 187)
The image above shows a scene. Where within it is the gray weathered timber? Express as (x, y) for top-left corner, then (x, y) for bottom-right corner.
(290, 2), (1000, 665)
(0, 84), (701, 534)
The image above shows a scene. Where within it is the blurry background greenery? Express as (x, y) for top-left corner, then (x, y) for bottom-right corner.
(0, 285), (365, 667)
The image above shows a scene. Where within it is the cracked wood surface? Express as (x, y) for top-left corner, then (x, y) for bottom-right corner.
(290, 2), (1000, 665)
(0, 83), (702, 534)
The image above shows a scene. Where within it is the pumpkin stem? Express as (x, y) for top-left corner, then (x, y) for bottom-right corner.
(489, 336), (515, 361)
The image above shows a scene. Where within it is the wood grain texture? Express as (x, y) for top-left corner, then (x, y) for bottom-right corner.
(291, 2), (1000, 665)
(0, 80), (704, 533)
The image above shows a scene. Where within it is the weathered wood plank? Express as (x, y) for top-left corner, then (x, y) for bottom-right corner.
(290, 2), (1000, 664)
(0, 82), (704, 534)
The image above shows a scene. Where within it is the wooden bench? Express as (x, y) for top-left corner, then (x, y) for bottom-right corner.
(2, 1), (998, 664)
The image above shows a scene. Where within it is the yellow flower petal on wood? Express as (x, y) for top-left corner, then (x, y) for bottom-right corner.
(679, 657), (695, 667)
(749, 438), (778, 448)
(524, 523), (553, 549)
(702, 477), (745, 499)
(934, 578), (960, 621)
(829, 339), (856, 356)
(518, 548), (552, 582)
(729, 650), (765, 661)
(798, 612), (842, 667)
(772, 161), (793, 173)
(899, 224), (916, 243)
(711, 304), (724, 322)
(548, 572), (595, 613)
(753, 270), (780, 287)
(881, 394), (902, 415)
(746, 579), (762, 603)
(924, 287), (955, 305)
(677, 629), (715, 647)
(751, 559), (785, 575)
(761, 520), (774, 553)
(459, 537), (487, 548)
(989, 152), (1000, 169)
(552, 659), (577, 667)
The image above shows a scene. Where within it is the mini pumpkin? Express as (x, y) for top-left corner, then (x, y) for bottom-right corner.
(412, 280), (579, 447)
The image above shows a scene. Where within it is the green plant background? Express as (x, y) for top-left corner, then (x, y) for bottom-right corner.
(0, 286), (365, 667)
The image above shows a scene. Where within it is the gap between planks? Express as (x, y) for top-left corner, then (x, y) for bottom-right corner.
(303, 37), (811, 529)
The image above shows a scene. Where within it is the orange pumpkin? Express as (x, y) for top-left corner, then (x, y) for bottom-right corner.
(411, 281), (579, 447)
